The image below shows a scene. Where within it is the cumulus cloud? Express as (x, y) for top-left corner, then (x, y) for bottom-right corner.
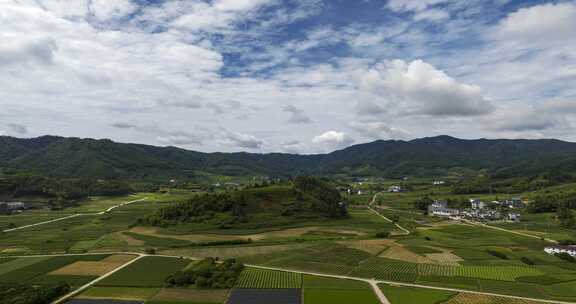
(280, 140), (305, 154)
(111, 122), (138, 129)
(157, 131), (204, 146)
(0, 36), (57, 66)
(492, 2), (576, 45)
(350, 121), (410, 140)
(357, 59), (495, 117)
(488, 105), (560, 133)
(312, 131), (354, 150)
(219, 129), (264, 149)
(542, 99), (576, 114)
(283, 105), (312, 124)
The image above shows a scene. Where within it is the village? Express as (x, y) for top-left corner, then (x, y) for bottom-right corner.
(428, 197), (524, 222)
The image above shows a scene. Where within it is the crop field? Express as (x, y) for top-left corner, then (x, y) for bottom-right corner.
(379, 284), (457, 304)
(227, 288), (301, 304)
(443, 293), (543, 304)
(50, 254), (135, 276)
(147, 288), (230, 303)
(79, 287), (161, 301)
(235, 268), (302, 288)
(0, 254), (109, 285)
(302, 275), (370, 290)
(97, 257), (191, 287)
(303, 289), (380, 304)
(350, 256), (545, 283)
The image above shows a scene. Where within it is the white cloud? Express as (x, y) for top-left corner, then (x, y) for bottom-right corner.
(90, 0), (138, 21)
(157, 131), (204, 146)
(0, 36), (57, 66)
(350, 121), (410, 140)
(218, 129), (264, 149)
(414, 9), (449, 21)
(312, 131), (354, 150)
(387, 0), (449, 12)
(357, 59), (495, 117)
(492, 2), (576, 45)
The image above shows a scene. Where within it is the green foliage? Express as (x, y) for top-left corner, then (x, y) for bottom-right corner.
(6, 135), (576, 179)
(97, 257), (190, 287)
(0, 283), (70, 304)
(556, 253), (576, 263)
(521, 257), (535, 265)
(485, 249), (508, 260)
(375, 231), (391, 238)
(414, 196), (434, 211)
(146, 178), (344, 228)
(164, 257), (244, 289)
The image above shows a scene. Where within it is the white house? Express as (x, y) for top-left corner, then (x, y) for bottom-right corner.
(544, 245), (576, 257)
(432, 180), (445, 185)
(388, 185), (403, 193)
(508, 213), (521, 222)
(470, 199), (485, 210)
(428, 201), (460, 217)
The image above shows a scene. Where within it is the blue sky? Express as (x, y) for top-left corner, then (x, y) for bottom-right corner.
(1, 0), (575, 153)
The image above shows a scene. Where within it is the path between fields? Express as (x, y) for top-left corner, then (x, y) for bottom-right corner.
(6, 252), (573, 304)
(2, 197), (148, 233)
(370, 193), (559, 243)
(368, 193), (411, 236)
(462, 218), (558, 244)
(52, 253), (146, 304)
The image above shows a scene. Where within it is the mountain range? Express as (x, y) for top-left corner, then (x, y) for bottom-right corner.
(1, 135), (576, 179)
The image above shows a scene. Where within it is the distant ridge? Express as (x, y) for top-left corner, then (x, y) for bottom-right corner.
(1, 135), (576, 179)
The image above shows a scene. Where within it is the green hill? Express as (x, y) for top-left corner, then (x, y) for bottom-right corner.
(2, 135), (576, 179)
(146, 177), (346, 230)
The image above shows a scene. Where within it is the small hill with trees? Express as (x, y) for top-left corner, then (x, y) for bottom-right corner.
(145, 176), (347, 230)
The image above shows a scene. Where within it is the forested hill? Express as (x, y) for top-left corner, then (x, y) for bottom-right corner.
(2, 135), (576, 179)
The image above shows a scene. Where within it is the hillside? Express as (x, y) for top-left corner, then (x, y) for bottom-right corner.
(2, 135), (576, 179)
(145, 177), (346, 230)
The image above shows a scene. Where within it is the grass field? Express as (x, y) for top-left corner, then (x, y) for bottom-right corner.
(235, 268), (302, 288)
(79, 287), (161, 301)
(304, 289), (380, 304)
(96, 256), (191, 287)
(148, 288), (230, 304)
(0, 255), (110, 286)
(379, 284), (457, 304)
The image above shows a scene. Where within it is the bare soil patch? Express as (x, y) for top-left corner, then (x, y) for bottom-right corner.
(50, 255), (135, 276)
(338, 239), (394, 255)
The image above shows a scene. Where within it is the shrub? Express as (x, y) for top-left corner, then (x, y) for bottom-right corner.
(486, 249), (508, 260)
(558, 239), (576, 246)
(375, 231), (391, 238)
(521, 257), (535, 265)
(145, 248), (156, 254)
(424, 236), (432, 241)
(556, 252), (576, 263)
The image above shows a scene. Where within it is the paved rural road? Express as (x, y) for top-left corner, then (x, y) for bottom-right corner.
(368, 193), (411, 236)
(2, 197), (148, 233)
(2, 252), (574, 304)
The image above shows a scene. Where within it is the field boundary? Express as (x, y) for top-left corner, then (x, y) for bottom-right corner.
(368, 193), (410, 236)
(3, 252), (576, 304)
(2, 197), (148, 233)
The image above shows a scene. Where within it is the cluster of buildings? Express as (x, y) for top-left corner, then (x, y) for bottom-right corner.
(428, 198), (524, 222)
(0, 201), (26, 214)
(544, 245), (576, 257)
(388, 185), (405, 193)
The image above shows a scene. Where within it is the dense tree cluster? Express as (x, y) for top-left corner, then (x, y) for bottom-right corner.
(293, 176), (344, 217)
(165, 257), (244, 288)
(0, 283), (70, 304)
(0, 174), (132, 205)
(146, 177), (345, 228)
(528, 191), (576, 216)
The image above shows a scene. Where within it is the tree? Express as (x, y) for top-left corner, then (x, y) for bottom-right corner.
(414, 196), (434, 211)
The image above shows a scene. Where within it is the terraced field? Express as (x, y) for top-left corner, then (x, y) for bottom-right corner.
(235, 268), (302, 289)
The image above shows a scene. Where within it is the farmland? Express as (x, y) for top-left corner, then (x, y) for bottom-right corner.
(0, 180), (575, 304)
(235, 268), (302, 289)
